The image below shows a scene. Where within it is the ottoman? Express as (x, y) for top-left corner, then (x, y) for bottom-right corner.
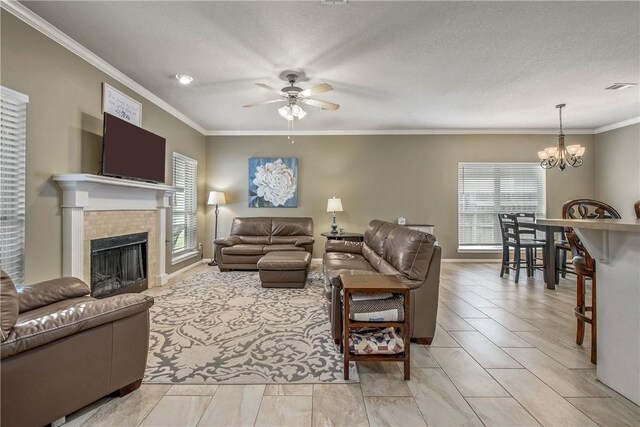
(257, 251), (311, 288)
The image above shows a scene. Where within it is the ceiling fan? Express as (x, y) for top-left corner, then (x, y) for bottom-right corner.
(243, 72), (340, 120)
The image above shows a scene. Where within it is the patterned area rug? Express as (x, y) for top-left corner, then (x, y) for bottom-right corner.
(144, 270), (358, 384)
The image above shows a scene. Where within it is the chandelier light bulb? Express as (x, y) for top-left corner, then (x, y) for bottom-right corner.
(537, 151), (549, 160)
(566, 145), (581, 155)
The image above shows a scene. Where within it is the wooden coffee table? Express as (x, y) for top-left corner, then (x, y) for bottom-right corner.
(341, 274), (411, 380)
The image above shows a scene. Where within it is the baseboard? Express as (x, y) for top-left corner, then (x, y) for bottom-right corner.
(166, 259), (205, 282)
(157, 273), (169, 286)
(442, 258), (501, 263)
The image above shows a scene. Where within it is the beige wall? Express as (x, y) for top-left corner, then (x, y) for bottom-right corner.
(205, 134), (595, 259)
(595, 123), (640, 219)
(1, 12), (206, 283)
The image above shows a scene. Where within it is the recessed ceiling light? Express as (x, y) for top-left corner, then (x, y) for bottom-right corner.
(175, 74), (194, 85)
(605, 83), (637, 90)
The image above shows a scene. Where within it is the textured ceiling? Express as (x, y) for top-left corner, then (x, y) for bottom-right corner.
(23, 1), (640, 132)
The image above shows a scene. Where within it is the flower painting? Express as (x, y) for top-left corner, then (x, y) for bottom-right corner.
(248, 158), (298, 208)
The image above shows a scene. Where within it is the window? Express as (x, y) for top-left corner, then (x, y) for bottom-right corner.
(0, 87), (29, 286)
(172, 153), (198, 263)
(458, 162), (545, 252)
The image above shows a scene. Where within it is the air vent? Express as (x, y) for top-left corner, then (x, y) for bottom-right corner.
(605, 83), (637, 90)
(320, 0), (348, 5)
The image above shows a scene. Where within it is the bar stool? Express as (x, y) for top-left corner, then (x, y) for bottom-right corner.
(562, 199), (621, 364)
(554, 229), (575, 284)
(498, 213), (545, 284)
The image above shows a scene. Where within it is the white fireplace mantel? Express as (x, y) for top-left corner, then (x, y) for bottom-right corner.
(53, 174), (181, 286)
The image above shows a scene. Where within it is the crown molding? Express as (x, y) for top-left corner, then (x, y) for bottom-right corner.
(594, 116), (640, 134)
(204, 128), (595, 136)
(1, 0), (206, 135)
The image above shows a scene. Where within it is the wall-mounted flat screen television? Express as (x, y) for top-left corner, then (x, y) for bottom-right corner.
(102, 112), (166, 183)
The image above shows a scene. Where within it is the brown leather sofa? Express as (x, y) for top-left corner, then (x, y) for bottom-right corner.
(214, 217), (314, 270)
(0, 269), (154, 427)
(323, 220), (442, 344)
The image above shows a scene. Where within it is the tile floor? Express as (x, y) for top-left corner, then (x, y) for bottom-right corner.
(62, 262), (639, 427)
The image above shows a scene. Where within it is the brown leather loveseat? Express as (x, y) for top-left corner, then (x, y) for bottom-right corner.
(0, 269), (154, 427)
(214, 217), (314, 270)
(323, 220), (442, 344)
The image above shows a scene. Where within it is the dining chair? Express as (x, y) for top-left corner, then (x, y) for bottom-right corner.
(562, 199), (621, 364)
(498, 213), (545, 283)
(634, 200), (640, 219)
(513, 213), (544, 276)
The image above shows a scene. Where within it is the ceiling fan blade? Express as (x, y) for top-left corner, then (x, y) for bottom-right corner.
(302, 98), (340, 111)
(243, 99), (286, 108)
(254, 83), (285, 96)
(299, 83), (333, 97)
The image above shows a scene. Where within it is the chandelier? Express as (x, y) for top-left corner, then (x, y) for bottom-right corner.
(538, 104), (585, 171)
(278, 103), (307, 121)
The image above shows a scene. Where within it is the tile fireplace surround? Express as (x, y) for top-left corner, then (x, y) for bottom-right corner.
(53, 174), (180, 288)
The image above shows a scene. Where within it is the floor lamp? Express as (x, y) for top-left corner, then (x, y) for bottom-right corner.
(207, 191), (226, 266)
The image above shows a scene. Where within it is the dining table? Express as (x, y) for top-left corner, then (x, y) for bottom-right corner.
(518, 221), (565, 290)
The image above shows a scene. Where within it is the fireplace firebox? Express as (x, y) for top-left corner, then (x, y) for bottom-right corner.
(90, 232), (148, 298)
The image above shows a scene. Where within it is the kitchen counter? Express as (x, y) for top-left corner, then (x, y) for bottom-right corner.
(537, 218), (640, 405)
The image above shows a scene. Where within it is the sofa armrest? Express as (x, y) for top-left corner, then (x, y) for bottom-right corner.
(214, 236), (241, 247)
(324, 240), (363, 254)
(18, 277), (90, 314)
(1, 294), (154, 359)
(295, 236), (315, 247)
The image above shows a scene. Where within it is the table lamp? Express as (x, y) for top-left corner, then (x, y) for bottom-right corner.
(207, 191), (226, 266)
(327, 197), (343, 234)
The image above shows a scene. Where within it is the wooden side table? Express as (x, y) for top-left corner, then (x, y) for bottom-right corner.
(321, 232), (364, 242)
(341, 274), (411, 380)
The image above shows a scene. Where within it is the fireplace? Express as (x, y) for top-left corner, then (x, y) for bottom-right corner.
(90, 232), (148, 298)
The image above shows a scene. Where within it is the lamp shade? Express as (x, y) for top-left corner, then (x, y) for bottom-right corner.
(207, 191), (226, 205)
(327, 197), (343, 212)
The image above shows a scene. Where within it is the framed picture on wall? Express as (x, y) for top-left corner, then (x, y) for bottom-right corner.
(248, 157), (298, 208)
(102, 82), (142, 126)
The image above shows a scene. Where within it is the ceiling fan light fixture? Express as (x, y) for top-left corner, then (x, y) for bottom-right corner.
(291, 104), (307, 119)
(278, 105), (294, 121)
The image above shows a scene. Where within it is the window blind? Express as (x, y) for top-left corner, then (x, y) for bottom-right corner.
(172, 152), (198, 261)
(458, 162), (545, 250)
(0, 87), (29, 286)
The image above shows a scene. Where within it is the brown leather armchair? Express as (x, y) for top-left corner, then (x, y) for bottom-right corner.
(214, 217), (314, 270)
(323, 220), (442, 344)
(0, 269), (154, 427)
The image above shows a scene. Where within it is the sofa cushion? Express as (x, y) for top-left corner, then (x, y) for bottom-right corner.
(230, 217), (271, 244)
(221, 244), (265, 255)
(18, 277), (90, 314)
(0, 270), (19, 342)
(262, 244), (305, 253)
(363, 220), (395, 257)
(325, 240), (363, 254)
(323, 252), (376, 272)
(384, 226), (436, 281)
(271, 217), (313, 237)
(362, 246), (401, 276)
